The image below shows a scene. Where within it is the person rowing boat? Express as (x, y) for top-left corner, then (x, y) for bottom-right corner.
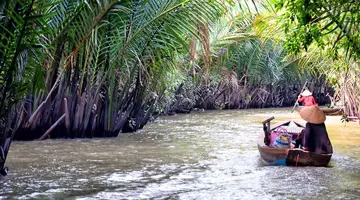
(297, 89), (318, 106)
(258, 105), (332, 166)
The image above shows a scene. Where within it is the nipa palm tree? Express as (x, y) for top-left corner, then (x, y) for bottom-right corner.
(0, 0), (226, 174)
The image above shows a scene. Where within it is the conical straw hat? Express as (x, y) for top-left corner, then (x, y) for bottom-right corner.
(301, 89), (312, 96)
(299, 106), (326, 124)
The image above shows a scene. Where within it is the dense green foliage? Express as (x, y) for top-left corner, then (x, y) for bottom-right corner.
(273, 0), (359, 119)
(0, 0), (225, 136)
(275, 0), (360, 60)
(0, 0), (227, 173)
(0, 0), (354, 140)
(2, 0), (358, 176)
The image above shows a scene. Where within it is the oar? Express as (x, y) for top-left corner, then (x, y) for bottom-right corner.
(291, 80), (308, 113)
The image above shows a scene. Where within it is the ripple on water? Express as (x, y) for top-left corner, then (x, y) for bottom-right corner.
(1, 108), (359, 200)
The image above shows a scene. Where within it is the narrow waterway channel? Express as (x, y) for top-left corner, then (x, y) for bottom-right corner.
(1, 108), (359, 200)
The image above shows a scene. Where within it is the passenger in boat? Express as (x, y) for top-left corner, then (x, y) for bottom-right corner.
(297, 106), (333, 154)
(297, 89), (318, 106)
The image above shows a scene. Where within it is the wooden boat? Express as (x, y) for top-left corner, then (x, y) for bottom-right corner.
(0, 138), (11, 177)
(257, 118), (332, 167)
(296, 106), (343, 116)
(0, 167), (8, 177)
(320, 107), (344, 116)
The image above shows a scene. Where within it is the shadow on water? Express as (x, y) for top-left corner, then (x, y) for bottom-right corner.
(0, 108), (359, 200)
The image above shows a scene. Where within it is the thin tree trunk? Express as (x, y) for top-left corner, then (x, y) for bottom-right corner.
(199, 23), (211, 85)
(39, 114), (65, 140)
(64, 98), (71, 134)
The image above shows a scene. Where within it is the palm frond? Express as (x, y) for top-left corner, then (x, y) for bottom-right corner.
(0, 0), (56, 117)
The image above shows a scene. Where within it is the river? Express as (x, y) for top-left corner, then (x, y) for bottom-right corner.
(1, 108), (359, 200)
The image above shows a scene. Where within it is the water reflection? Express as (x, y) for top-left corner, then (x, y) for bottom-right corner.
(0, 108), (359, 199)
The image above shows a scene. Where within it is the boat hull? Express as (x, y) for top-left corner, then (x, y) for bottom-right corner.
(258, 140), (332, 167)
(286, 149), (332, 167)
(257, 142), (287, 165)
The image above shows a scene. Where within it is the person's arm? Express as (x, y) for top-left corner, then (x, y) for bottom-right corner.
(298, 96), (305, 102)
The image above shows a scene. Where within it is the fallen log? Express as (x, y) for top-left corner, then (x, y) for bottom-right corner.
(39, 114), (65, 140)
(25, 102), (45, 128)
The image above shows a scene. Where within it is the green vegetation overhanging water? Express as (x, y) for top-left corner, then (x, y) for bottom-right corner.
(1, 108), (359, 200)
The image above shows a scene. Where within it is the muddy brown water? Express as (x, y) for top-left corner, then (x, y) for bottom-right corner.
(1, 108), (359, 200)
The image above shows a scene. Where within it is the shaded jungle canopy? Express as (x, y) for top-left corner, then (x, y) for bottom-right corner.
(0, 0), (225, 141)
(273, 0), (360, 120)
